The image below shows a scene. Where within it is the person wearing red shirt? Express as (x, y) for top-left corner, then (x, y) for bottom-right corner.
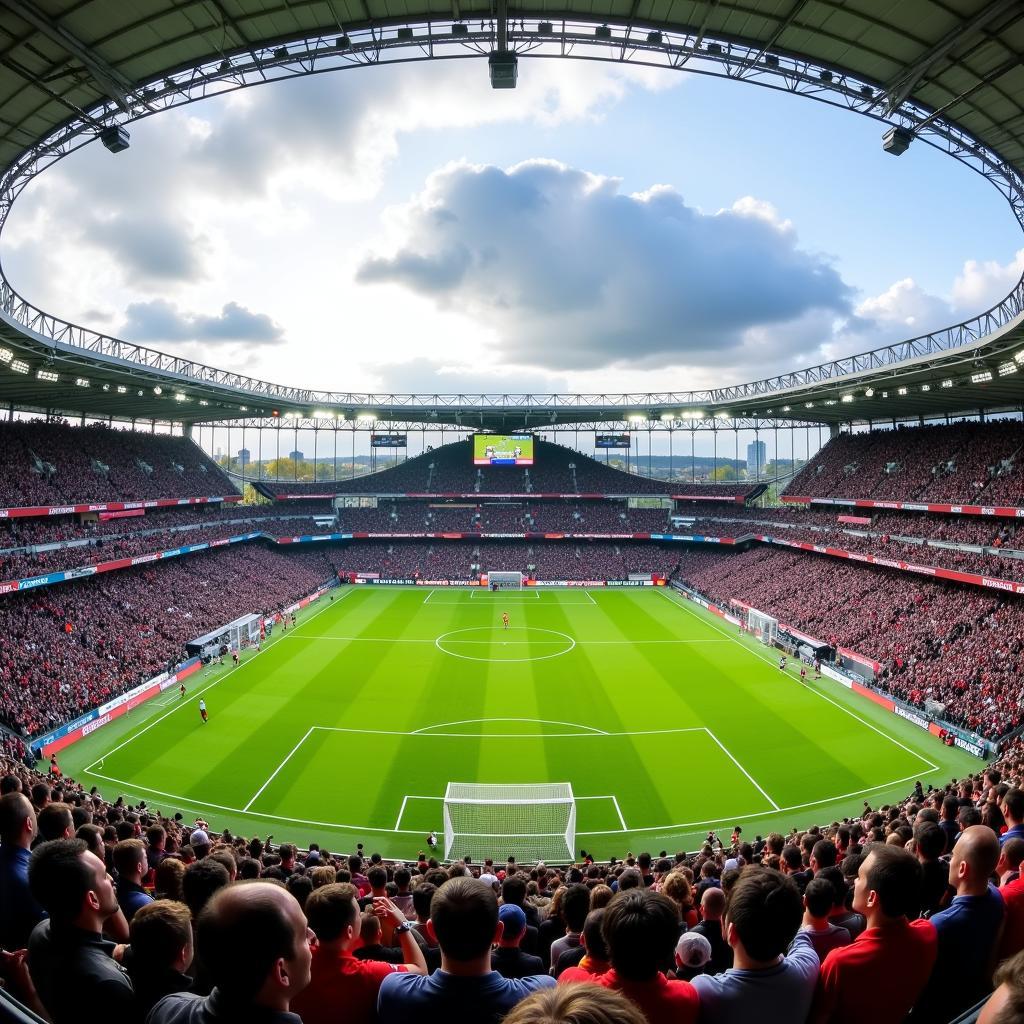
(557, 910), (611, 981)
(292, 883), (426, 1024)
(569, 889), (698, 1024)
(811, 845), (937, 1024)
(997, 839), (1024, 962)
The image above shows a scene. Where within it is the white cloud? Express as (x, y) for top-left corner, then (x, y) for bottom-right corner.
(951, 249), (1024, 311)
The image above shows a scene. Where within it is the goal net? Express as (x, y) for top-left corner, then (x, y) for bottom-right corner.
(443, 782), (576, 863)
(746, 607), (779, 646)
(487, 572), (525, 590)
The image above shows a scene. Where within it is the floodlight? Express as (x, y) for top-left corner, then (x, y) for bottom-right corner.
(153, 386), (163, 395)
(941, 379), (953, 388)
(11, 360), (29, 374)
(174, 392), (188, 401)
(0, 347), (11, 363)
(897, 386), (908, 394)
(117, 385), (127, 394)
(841, 394), (854, 403)
(488, 51), (518, 89)
(100, 125), (130, 153)
(36, 369), (58, 382)
(75, 377), (90, 387)
(864, 388), (874, 397)
(999, 362), (1018, 376)
(920, 383), (930, 391)
(660, 413), (675, 421)
(1015, 348), (1024, 364)
(971, 370), (993, 383)
(882, 126), (912, 156)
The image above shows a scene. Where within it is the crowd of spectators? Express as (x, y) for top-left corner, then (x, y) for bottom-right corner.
(0, 421), (237, 508)
(787, 420), (1024, 505)
(260, 440), (758, 499)
(336, 541), (677, 581)
(675, 546), (1024, 739)
(0, 516), (334, 582)
(336, 501), (672, 534)
(5, 734), (1024, 1023)
(0, 545), (346, 736)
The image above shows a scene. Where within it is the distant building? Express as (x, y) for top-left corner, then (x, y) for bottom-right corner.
(238, 448), (251, 466)
(746, 440), (766, 478)
(289, 450), (304, 461)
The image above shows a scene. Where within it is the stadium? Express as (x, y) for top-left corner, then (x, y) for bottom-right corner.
(1, 2), (1024, 1023)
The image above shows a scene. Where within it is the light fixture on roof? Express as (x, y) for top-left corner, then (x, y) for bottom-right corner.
(920, 383), (931, 392)
(174, 392), (188, 401)
(841, 394), (854, 403)
(117, 385), (127, 394)
(199, 399), (209, 406)
(971, 370), (993, 384)
(864, 388), (874, 397)
(882, 125), (912, 156)
(75, 377), (90, 387)
(102, 384), (110, 392)
(314, 410), (334, 419)
(1015, 348), (1024, 364)
(626, 414), (646, 423)
(897, 386), (908, 395)
(941, 379), (953, 388)
(804, 402), (814, 408)
(999, 361), (1018, 376)
(36, 369), (58, 382)
(782, 405), (791, 412)
(0, 347), (11, 363)
(715, 411), (729, 419)
(11, 360), (29, 374)
(100, 125), (130, 153)
(153, 386), (163, 395)
(660, 413), (675, 421)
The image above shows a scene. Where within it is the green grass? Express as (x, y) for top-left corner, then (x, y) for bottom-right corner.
(60, 585), (979, 859)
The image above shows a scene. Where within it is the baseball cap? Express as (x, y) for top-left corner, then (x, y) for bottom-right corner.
(189, 828), (210, 848)
(676, 932), (712, 969)
(480, 872), (498, 887)
(498, 903), (527, 937)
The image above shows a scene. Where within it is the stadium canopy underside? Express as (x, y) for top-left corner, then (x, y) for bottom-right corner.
(1, 0), (1024, 431)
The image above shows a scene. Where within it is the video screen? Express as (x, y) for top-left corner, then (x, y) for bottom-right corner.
(596, 433), (631, 449)
(371, 433), (407, 448)
(473, 434), (534, 466)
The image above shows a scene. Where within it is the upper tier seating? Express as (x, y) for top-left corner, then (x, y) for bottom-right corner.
(786, 420), (1024, 504)
(0, 420), (237, 507)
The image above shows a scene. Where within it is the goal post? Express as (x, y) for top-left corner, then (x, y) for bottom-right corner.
(442, 782), (576, 863)
(486, 572), (525, 590)
(745, 607), (779, 646)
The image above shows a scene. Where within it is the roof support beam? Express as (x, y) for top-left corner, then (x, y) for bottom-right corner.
(0, 0), (135, 112)
(883, 0), (1020, 116)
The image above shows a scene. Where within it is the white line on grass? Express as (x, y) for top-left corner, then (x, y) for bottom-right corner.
(411, 717), (608, 735)
(243, 727), (315, 812)
(286, 635), (729, 645)
(394, 796), (408, 831)
(82, 591), (346, 774)
(422, 589), (436, 604)
(704, 728), (780, 810)
(658, 588), (939, 772)
(611, 795), (627, 830)
(582, 589), (598, 606)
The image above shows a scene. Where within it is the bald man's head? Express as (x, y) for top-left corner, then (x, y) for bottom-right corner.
(950, 825), (1000, 894)
(196, 882), (311, 1006)
(0, 793), (35, 848)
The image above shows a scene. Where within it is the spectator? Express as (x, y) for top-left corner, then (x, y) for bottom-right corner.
(0, 791), (45, 951)
(691, 887), (732, 975)
(549, 883), (589, 972)
(26, 837), (134, 1023)
(114, 838), (154, 924)
(582, 888), (699, 1024)
(1003, 789), (1024, 846)
(915, 825), (1005, 1020)
(978, 949), (1024, 1024)
(503, 983), (647, 1024)
(293, 883), (425, 1024)
(799, 878), (851, 961)
(147, 882), (311, 1023)
(559, 910), (611, 981)
(691, 867), (818, 1023)
(492, 904), (546, 979)
(912, 821), (950, 916)
(124, 900), (194, 1019)
(811, 846), (936, 1023)
(377, 877), (555, 1024)
(674, 933), (713, 982)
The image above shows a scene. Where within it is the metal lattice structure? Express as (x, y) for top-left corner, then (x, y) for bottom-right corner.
(0, 2), (1023, 429)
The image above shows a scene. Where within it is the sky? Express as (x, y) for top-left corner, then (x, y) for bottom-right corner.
(2, 54), (1021, 410)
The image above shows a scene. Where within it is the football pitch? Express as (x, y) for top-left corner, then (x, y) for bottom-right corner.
(63, 585), (979, 858)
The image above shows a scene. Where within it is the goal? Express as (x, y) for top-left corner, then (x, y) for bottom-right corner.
(745, 607), (779, 646)
(442, 782), (576, 863)
(487, 572), (525, 590)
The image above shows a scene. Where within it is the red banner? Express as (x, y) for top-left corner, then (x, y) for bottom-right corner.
(0, 494), (241, 521)
(782, 495), (1024, 519)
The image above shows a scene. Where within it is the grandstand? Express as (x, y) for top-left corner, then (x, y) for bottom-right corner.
(2, 3), (1024, 1024)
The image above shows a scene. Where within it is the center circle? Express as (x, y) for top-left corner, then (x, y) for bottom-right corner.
(435, 626), (576, 663)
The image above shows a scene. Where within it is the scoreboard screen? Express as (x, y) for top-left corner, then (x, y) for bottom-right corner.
(371, 433), (407, 448)
(473, 434), (534, 466)
(596, 433), (631, 449)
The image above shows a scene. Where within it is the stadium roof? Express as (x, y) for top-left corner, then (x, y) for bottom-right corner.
(0, 0), (1023, 430)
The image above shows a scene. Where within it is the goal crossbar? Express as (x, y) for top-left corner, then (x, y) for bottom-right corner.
(443, 782), (576, 862)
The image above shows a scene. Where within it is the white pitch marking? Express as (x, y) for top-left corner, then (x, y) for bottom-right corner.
(83, 589), (344, 774)
(611, 795), (628, 831)
(394, 796), (409, 831)
(243, 727), (315, 812)
(659, 587), (939, 772)
(411, 717), (608, 736)
(704, 728), (780, 811)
